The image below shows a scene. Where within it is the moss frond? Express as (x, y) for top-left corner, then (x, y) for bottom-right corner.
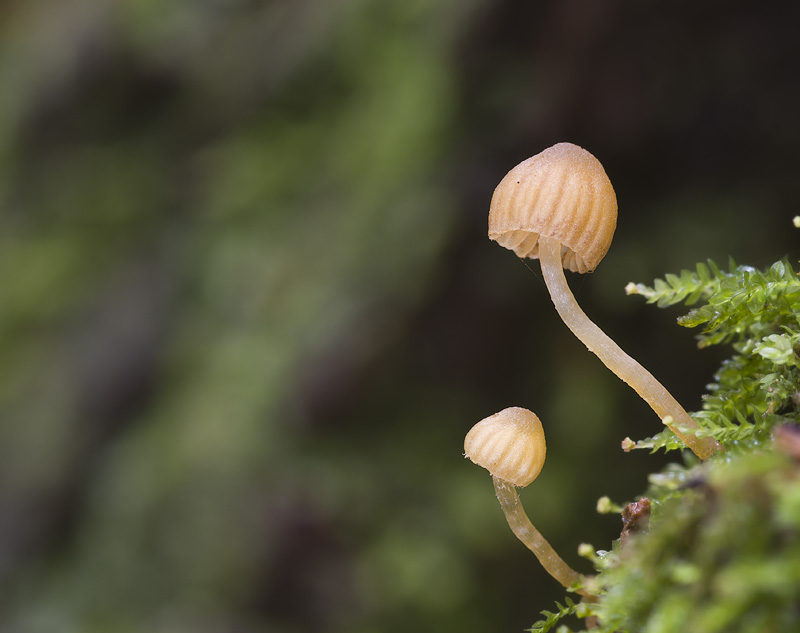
(528, 596), (589, 633)
(625, 257), (800, 453)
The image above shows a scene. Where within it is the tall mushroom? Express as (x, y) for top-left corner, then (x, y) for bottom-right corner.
(464, 407), (587, 593)
(488, 142), (721, 460)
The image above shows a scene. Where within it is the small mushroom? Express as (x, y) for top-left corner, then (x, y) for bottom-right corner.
(488, 143), (721, 460)
(464, 407), (586, 592)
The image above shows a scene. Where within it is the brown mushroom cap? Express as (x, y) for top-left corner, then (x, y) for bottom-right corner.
(464, 407), (546, 487)
(488, 142), (618, 273)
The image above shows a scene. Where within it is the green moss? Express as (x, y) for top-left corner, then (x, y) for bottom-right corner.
(590, 450), (800, 633)
(530, 244), (800, 632)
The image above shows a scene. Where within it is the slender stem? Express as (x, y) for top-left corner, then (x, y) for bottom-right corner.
(537, 235), (722, 460)
(493, 476), (586, 593)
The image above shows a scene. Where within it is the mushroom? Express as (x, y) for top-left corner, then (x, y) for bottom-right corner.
(488, 142), (721, 460)
(464, 407), (586, 593)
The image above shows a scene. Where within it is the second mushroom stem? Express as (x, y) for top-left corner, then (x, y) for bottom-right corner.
(537, 235), (722, 461)
(493, 476), (586, 594)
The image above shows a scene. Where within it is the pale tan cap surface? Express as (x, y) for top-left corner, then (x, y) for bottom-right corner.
(464, 407), (546, 487)
(488, 142), (617, 273)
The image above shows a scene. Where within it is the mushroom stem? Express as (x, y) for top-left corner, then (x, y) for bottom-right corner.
(537, 235), (721, 460)
(493, 476), (586, 593)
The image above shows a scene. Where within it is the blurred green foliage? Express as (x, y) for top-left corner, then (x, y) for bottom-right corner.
(0, 2), (495, 631)
(1, 1), (799, 632)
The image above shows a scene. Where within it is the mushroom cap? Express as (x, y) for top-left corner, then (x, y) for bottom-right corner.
(488, 142), (617, 273)
(464, 407), (546, 487)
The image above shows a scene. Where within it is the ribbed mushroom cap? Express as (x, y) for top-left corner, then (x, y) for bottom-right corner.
(464, 407), (546, 487)
(488, 142), (617, 273)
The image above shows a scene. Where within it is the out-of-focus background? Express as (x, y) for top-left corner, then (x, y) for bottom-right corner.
(1, 1), (799, 632)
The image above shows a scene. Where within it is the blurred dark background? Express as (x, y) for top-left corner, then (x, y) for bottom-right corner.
(1, 1), (799, 632)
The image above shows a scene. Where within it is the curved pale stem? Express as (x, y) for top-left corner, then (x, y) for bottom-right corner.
(493, 476), (586, 594)
(537, 235), (721, 460)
